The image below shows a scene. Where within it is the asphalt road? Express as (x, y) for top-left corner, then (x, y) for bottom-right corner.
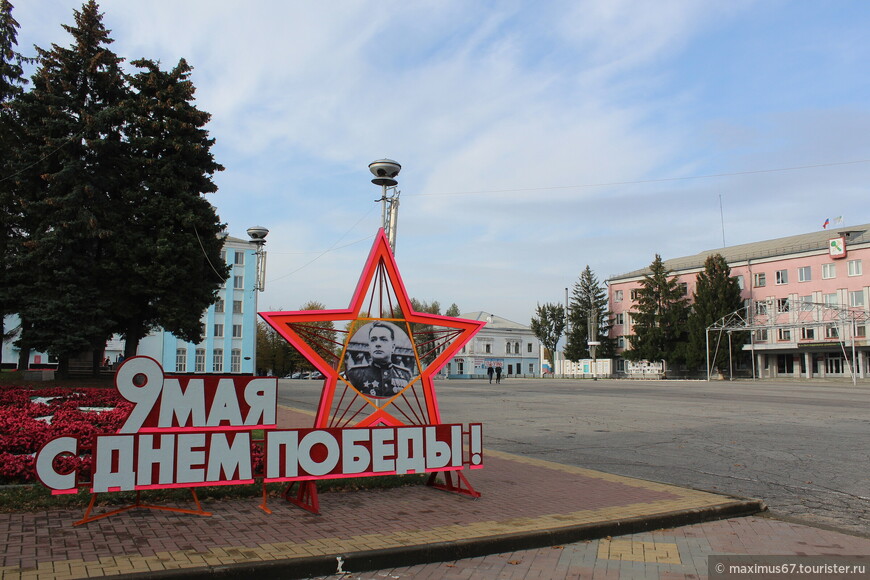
(277, 377), (870, 535)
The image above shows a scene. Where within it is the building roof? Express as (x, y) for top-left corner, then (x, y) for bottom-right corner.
(608, 223), (870, 282)
(460, 311), (531, 331)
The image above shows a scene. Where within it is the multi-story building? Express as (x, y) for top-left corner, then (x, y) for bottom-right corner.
(444, 312), (540, 378)
(2, 235), (262, 375)
(607, 225), (870, 380)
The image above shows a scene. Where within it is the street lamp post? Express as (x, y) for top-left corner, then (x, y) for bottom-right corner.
(587, 295), (599, 380)
(246, 226), (269, 292)
(369, 159), (401, 252)
(247, 226), (268, 375)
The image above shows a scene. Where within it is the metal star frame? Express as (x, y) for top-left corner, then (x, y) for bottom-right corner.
(260, 229), (484, 429)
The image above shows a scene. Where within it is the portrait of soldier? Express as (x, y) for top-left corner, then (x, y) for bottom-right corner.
(346, 322), (413, 398)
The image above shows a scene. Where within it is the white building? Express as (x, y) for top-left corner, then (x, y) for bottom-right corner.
(444, 312), (540, 378)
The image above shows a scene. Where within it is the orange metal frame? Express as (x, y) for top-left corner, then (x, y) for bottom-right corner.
(74, 489), (211, 526)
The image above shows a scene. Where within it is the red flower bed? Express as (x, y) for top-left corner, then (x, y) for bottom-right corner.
(0, 387), (132, 484)
(0, 386), (267, 485)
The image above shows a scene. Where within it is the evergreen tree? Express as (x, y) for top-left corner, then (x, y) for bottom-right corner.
(445, 303), (461, 317)
(530, 302), (565, 373)
(114, 57), (226, 356)
(564, 265), (615, 361)
(12, 0), (128, 375)
(0, 0), (27, 369)
(11, 1), (227, 374)
(685, 254), (746, 372)
(623, 254), (689, 369)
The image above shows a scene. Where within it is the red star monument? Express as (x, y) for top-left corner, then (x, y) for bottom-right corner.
(260, 229), (485, 429)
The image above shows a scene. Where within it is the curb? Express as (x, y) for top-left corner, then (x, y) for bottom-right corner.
(104, 498), (766, 580)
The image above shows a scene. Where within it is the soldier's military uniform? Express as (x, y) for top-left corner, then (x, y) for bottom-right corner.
(347, 363), (412, 398)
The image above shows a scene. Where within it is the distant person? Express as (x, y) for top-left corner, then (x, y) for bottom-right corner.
(347, 322), (411, 398)
(495, 365), (502, 384)
(487, 365), (494, 384)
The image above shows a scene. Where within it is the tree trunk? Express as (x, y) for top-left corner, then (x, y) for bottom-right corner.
(57, 355), (69, 378)
(124, 318), (143, 359)
(124, 335), (140, 359)
(92, 348), (103, 376)
(17, 346), (29, 371)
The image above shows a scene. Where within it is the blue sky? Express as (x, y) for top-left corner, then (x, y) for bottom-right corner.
(15, 1), (870, 326)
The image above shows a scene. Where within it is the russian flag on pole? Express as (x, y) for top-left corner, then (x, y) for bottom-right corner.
(823, 218), (830, 229)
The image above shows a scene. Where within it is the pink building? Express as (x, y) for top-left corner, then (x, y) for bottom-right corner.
(606, 225), (870, 380)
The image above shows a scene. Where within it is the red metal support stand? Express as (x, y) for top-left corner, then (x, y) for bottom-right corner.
(282, 480), (320, 514)
(426, 470), (481, 498)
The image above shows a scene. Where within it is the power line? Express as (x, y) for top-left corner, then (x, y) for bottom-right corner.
(266, 207), (377, 284)
(408, 158), (870, 198)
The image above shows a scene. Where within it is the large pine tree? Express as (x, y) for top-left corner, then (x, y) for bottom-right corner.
(12, 0), (128, 375)
(11, 1), (227, 374)
(623, 254), (689, 369)
(564, 265), (614, 361)
(113, 57), (227, 356)
(0, 0), (27, 368)
(685, 253), (746, 373)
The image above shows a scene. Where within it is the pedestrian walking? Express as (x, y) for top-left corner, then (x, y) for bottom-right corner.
(495, 365), (502, 384)
(487, 365), (494, 384)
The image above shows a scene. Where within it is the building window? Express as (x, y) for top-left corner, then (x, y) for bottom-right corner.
(825, 325), (839, 339)
(753, 273), (766, 287)
(614, 290), (623, 302)
(215, 298), (225, 313)
(233, 275), (244, 289)
(630, 289), (640, 300)
(849, 290), (865, 307)
(755, 301), (768, 315)
(678, 282), (688, 296)
(615, 313), (624, 325)
(213, 348), (223, 372)
(822, 263), (836, 279)
(855, 325), (867, 338)
(528, 364), (534, 373)
(233, 300), (243, 314)
(231, 349), (241, 373)
(617, 336), (625, 348)
(527, 343), (532, 353)
(775, 270), (788, 285)
(232, 324), (243, 338)
(176, 348), (187, 372)
(514, 341), (520, 354)
(801, 327), (815, 340)
(824, 293), (838, 307)
(234, 250), (245, 265)
(736, 275), (744, 290)
(220, 249), (226, 263)
(847, 259), (862, 277)
(214, 323), (224, 337)
(195, 348), (205, 372)
(485, 343), (491, 354)
(800, 296), (814, 311)
(755, 329), (768, 341)
(798, 266), (811, 282)
(777, 328), (791, 341)
(776, 298), (789, 313)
